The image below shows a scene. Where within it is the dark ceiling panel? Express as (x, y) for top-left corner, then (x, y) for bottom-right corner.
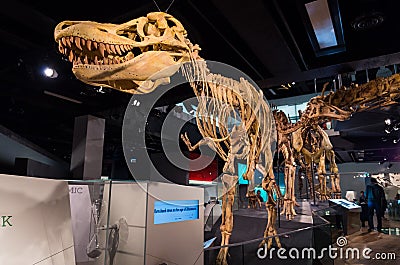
(212, 0), (301, 78)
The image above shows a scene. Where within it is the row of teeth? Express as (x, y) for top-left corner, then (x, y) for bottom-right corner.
(58, 36), (135, 65)
(59, 36), (133, 56)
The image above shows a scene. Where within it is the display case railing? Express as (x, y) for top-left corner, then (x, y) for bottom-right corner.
(387, 199), (400, 221)
(204, 211), (333, 265)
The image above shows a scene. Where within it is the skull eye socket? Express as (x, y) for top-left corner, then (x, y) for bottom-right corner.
(119, 33), (129, 38)
(167, 19), (176, 28)
(60, 24), (71, 30)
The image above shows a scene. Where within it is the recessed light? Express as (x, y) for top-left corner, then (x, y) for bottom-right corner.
(43, 67), (58, 78)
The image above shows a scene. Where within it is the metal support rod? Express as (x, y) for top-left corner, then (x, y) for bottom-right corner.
(337, 74), (342, 89)
(311, 158), (316, 205)
(333, 79), (336, 92)
(277, 146), (281, 228)
(306, 173), (309, 200)
(366, 69), (369, 82)
(314, 78), (317, 94)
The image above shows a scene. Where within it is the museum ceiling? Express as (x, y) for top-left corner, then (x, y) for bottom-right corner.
(1, 0), (400, 167)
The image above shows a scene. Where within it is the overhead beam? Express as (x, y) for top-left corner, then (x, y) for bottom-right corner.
(257, 51), (400, 88)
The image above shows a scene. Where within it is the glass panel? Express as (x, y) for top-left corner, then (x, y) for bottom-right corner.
(204, 209), (333, 265)
(305, 0), (338, 49)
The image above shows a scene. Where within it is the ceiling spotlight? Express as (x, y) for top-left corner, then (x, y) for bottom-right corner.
(43, 67), (58, 78)
(393, 138), (400, 144)
(385, 128), (392, 134)
(291, 82), (295, 85)
(385, 118), (391, 125)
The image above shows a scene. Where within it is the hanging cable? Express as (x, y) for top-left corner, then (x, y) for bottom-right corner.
(153, 0), (176, 13)
(165, 0), (176, 12)
(152, 0), (161, 12)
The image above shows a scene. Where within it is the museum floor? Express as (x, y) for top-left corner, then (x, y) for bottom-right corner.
(335, 225), (400, 264)
(205, 202), (400, 265)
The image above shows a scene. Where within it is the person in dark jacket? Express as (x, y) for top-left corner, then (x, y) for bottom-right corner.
(359, 191), (368, 227)
(365, 177), (386, 232)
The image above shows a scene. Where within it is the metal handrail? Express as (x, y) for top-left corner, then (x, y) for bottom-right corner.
(205, 212), (330, 250)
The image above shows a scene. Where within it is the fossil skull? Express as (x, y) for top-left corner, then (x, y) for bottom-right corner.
(54, 12), (201, 94)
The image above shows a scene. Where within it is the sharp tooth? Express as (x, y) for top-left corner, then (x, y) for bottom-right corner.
(105, 43), (112, 54)
(104, 57), (109, 64)
(58, 42), (64, 54)
(76, 57), (82, 64)
(125, 45), (131, 51)
(81, 38), (86, 47)
(126, 53), (135, 60)
(84, 55), (89, 64)
(75, 37), (82, 50)
(61, 37), (67, 47)
(94, 56), (99, 64)
(87, 40), (92, 51)
(93, 42), (98, 49)
(119, 45), (125, 53)
(69, 50), (74, 62)
(64, 48), (68, 55)
(115, 45), (122, 55)
(113, 57), (119, 64)
(70, 36), (74, 43)
(110, 44), (117, 54)
(99, 43), (106, 57)
(66, 37), (71, 47)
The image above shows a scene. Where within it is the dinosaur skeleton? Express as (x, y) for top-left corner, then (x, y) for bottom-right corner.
(54, 11), (400, 265)
(275, 75), (400, 219)
(54, 12), (278, 265)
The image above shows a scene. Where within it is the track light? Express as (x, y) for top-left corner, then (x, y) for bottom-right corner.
(385, 118), (391, 125)
(43, 67), (58, 78)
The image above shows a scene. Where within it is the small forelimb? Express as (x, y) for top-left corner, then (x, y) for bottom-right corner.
(180, 132), (229, 153)
(180, 132), (197, 151)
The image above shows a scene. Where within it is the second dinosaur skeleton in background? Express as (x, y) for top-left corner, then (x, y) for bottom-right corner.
(275, 76), (400, 219)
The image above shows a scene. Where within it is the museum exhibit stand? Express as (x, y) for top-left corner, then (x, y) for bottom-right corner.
(328, 199), (361, 235)
(1, 174), (204, 265)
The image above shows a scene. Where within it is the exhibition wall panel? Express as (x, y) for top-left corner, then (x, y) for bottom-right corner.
(146, 182), (204, 265)
(0, 174), (75, 265)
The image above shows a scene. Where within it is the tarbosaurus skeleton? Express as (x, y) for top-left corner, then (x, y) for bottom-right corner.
(54, 12), (280, 265)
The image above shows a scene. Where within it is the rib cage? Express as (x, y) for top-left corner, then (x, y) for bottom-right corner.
(181, 60), (276, 178)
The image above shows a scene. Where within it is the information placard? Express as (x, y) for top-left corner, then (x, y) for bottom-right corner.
(329, 199), (361, 210)
(154, 200), (199, 224)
